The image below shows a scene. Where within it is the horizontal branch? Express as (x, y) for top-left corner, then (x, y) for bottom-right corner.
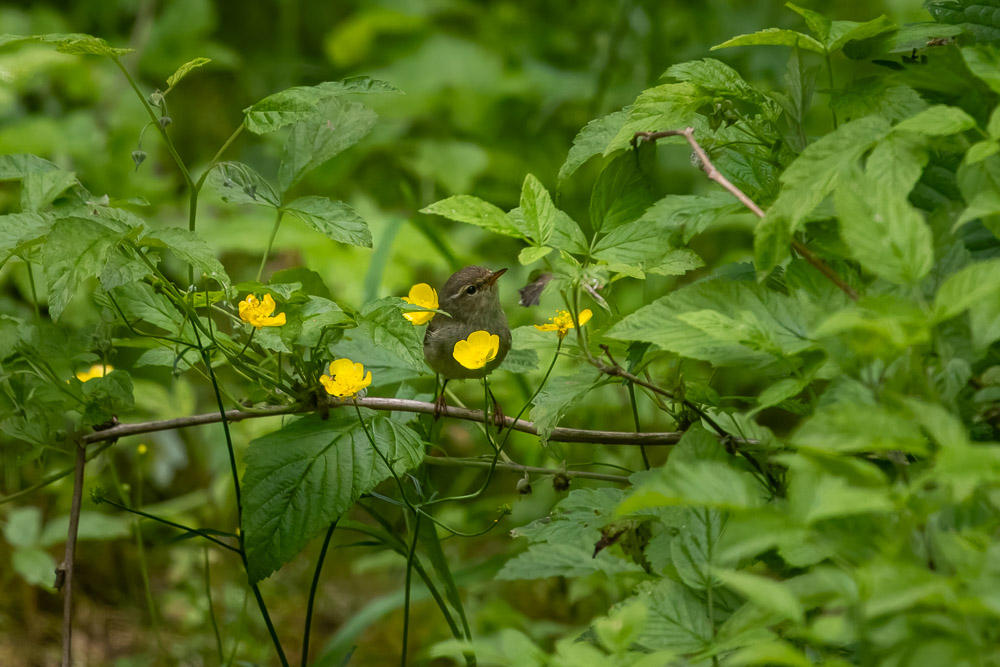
(80, 397), (685, 446)
(423, 456), (630, 483)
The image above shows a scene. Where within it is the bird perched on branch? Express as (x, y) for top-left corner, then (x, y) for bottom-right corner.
(423, 266), (511, 425)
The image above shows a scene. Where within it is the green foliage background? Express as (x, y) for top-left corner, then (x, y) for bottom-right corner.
(3, 0), (1000, 665)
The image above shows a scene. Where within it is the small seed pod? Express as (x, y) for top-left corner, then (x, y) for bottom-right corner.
(552, 472), (571, 492)
(516, 475), (532, 495)
(131, 149), (147, 171)
(159, 116), (173, 128)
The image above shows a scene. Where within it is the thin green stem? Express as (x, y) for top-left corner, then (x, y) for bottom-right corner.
(204, 547), (225, 665)
(99, 497), (240, 554)
(302, 520), (337, 667)
(225, 591), (249, 667)
(0, 442), (114, 506)
(402, 513), (421, 667)
(257, 209), (285, 282)
(195, 123), (246, 193)
(826, 54), (838, 130)
(627, 383), (650, 470)
(25, 261), (42, 330)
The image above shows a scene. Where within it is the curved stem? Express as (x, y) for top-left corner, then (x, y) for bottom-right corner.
(99, 497), (240, 554)
(204, 547), (225, 664)
(402, 513), (421, 667)
(302, 520), (338, 667)
(257, 209), (285, 282)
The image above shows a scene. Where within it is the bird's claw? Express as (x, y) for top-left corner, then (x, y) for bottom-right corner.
(434, 392), (447, 420)
(492, 399), (506, 433)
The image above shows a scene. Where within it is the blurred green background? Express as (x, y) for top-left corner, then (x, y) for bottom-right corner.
(0, 0), (933, 664)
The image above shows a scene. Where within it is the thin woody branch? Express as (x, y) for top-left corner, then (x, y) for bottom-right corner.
(58, 443), (86, 667)
(632, 127), (859, 301)
(424, 456), (630, 483)
(80, 397), (689, 446)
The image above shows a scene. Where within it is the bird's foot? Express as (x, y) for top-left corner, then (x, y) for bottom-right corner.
(492, 398), (506, 433)
(434, 392), (447, 420)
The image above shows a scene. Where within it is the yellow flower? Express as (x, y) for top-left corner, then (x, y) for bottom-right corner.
(453, 330), (500, 370)
(534, 309), (592, 340)
(238, 294), (286, 329)
(137, 444), (148, 456)
(321, 358), (372, 398)
(76, 363), (112, 382)
(401, 283), (438, 325)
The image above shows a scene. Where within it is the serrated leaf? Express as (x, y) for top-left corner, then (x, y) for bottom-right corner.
(664, 58), (772, 110)
(716, 569), (804, 623)
(242, 414), (423, 581)
(277, 98), (377, 193)
(671, 508), (726, 590)
(791, 403), (927, 454)
(712, 28), (825, 54)
(518, 245), (552, 265)
(243, 77), (399, 135)
(420, 195), (523, 238)
(633, 579), (713, 652)
(80, 369), (134, 426)
(620, 459), (766, 512)
(0, 212), (52, 263)
(165, 57), (211, 91)
(927, 0), (1000, 43)
(835, 170), (934, 284)
(606, 83), (713, 153)
(866, 132), (928, 196)
(933, 258), (1000, 321)
(824, 15), (896, 53)
(496, 541), (645, 581)
(961, 45), (1000, 94)
(42, 217), (123, 320)
(530, 368), (600, 444)
(520, 174), (556, 245)
(110, 282), (185, 332)
(208, 161), (280, 207)
(590, 147), (657, 232)
(0, 33), (133, 57)
(639, 191), (746, 243)
(786, 2), (831, 41)
(141, 226), (230, 287)
(284, 196), (372, 248)
(559, 109), (627, 182)
(0, 154), (77, 213)
(829, 78), (927, 125)
(894, 104), (977, 136)
(843, 23), (964, 59)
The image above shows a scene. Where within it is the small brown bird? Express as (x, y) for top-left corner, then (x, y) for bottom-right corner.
(423, 266), (511, 422)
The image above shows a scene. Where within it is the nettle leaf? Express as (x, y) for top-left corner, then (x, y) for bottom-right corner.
(823, 15), (895, 53)
(420, 195), (524, 239)
(866, 132), (929, 196)
(927, 0), (1000, 43)
(519, 174), (557, 246)
(791, 403), (928, 455)
(0, 212), (52, 263)
(829, 78), (927, 124)
(0, 33), (133, 57)
(496, 541), (645, 581)
(140, 226), (230, 288)
(111, 282), (185, 333)
(333, 297), (426, 383)
(0, 154), (77, 213)
(671, 508), (727, 590)
(835, 169), (934, 285)
(665, 58), (773, 112)
(559, 109), (628, 183)
(632, 579), (713, 653)
(637, 191), (746, 243)
(755, 116), (890, 273)
(243, 76), (399, 135)
(530, 368), (601, 444)
(208, 162), (280, 207)
(165, 57), (211, 92)
(42, 217), (124, 321)
(277, 97), (378, 193)
(715, 569), (804, 624)
(785, 454), (893, 524)
(590, 146), (658, 232)
(606, 83), (713, 153)
(284, 196), (372, 248)
(961, 45), (1000, 94)
(933, 258), (1000, 322)
(606, 280), (816, 369)
(893, 104), (977, 136)
(620, 459), (766, 512)
(843, 23), (964, 60)
(712, 28), (825, 54)
(242, 413), (423, 582)
(80, 369), (134, 426)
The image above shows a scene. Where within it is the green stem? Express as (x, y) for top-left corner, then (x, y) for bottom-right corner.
(25, 261), (41, 330)
(204, 547), (225, 665)
(194, 123), (246, 193)
(0, 442), (114, 506)
(225, 591), (249, 667)
(302, 520), (337, 667)
(627, 383), (650, 470)
(257, 209), (285, 282)
(402, 513), (421, 667)
(99, 497), (240, 554)
(826, 54), (838, 130)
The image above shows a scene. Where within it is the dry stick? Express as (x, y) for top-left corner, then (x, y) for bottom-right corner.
(80, 398), (706, 447)
(632, 127), (859, 301)
(58, 442), (86, 667)
(424, 457), (629, 483)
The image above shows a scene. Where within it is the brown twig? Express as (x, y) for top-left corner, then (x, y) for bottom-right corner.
(424, 456), (630, 483)
(58, 442), (86, 667)
(632, 127), (858, 301)
(80, 397), (696, 446)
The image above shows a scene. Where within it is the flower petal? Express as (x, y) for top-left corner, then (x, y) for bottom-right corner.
(577, 309), (593, 326)
(261, 294), (277, 316)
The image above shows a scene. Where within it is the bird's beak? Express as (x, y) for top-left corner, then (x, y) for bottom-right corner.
(486, 268), (507, 286)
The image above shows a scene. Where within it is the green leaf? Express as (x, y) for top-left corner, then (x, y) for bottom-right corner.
(786, 2), (831, 42)
(39, 511), (131, 546)
(420, 195), (523, 239)
(140, 226), (230, 287)
(497, 541), (645, 580)
(0, 212), (52, 263)
(671, 508), (726, 590)
(632, 579), (713, 652)
(80, 369), (134, 426)
(3, 507), (42, 548)
(242, 414), (423, 582)
(637, 191), (746, 243)
(791, 403), (928, 455)
(100, 249), (151, 291)
(165, 57), (211, 91)
(961, 45), (1000, 94)
(558, 109), (627, 183)
(530, 368), (601, 444)
(829, 78), (927, 125)
(866, 132), (929, 196)
(823, 15), (896, 53)
(110, 282), (185, 333)
(665, 58), (772, 110)
(605, 83), (713, 153)
(606, 280), (816, 368)
(0, 154), (77, 213)
(927, 0), (1000, 43)
(716, 569), (804, 623)
(711, 28), (825, 54)
(620, 459), (766, 512)
(835, 170), (934, 284)
(12, 548), (57, 588)
(277, 98), (378, 193)
(517, 246), (552, 265)
(208, 161), (280, 207)
(243, 76), (400, 135)
(893, 105), (977, 136)
(284, 196), (372, 248)
(933, 259), (1000, 321)
(41, 217), (123, 321)
(589, 147), (657, 232)
(723, 640), (816, 667)
(785, 458), (893, 524)
(843, 23), (964, 60)
(0, 33), (134, 57)
(519, 174), (557, 245)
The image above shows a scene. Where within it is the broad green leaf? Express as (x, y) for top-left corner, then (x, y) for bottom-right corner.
(519, 174), (556, 245)
(592, 214), (704, 276)
(208, 161), (280, 207)
(284, 196), (372, 248)
(80, 369), (134, 426)
(100, 248), (152, 291)
(637, 191), (746, 243)
(970, 297), (1000, 349)
(420, 195), (523, 238)
(517, 245), (552, 265)
(665, 58), (773, 112)
(0, 154), (77, 213)
(550, 209), (589, 255)
(530, 368), (601, 444)
(277, 98), (378, 192)
(843, 23), (964, 59)
(791, 403), (927, 454)
(141, 226), (230, 287)
(110, 282), (185, 333)
(813, 297), (930, 355)
(333, 297), (426, 383)
(3, 507), (41, 548)
(928, 0), (1000, 43)
(753, 377), (808, 415)
(496, 541), (644, 580)
(716, 569), (804, 623)
(835, 170), (934, 284)
(711, 28), (825, 54)
(242, 414), (423, 581)
(558, 109), (627, 183)
(866, 132), (928, 196)
(723, 640), (813, 667)
(13, 548), (56, 588)
(605, 83), (713, 153)
(39, 511), (131, 546)
(243, 77), (399, 135)
(786, 463), (893, 524)
(968, 141), (1000, 165)
(893, 105), (977, 136)
(824, 15), (896, 53)
(165, 57), (211, 91)
(620, 459), (766, 512)
(829, 78), (926, 125)
(633, 579), (713, 652)
(0, 212), (52, 262)
(786, 2), (831, 42)
(589, 147), (657, 232)
(0, 33), (134, 57)
(671, 508), (726, 590)
(606, 280), (816, 368)
(513, 487), (625, 544)
(961, 45), (1000, 94)
(41, 217), (123, 320)
(933, 259), (1000, 321)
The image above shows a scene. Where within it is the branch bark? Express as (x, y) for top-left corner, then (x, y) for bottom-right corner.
(424, 456), (630, 483)
(81, 397), (691, 446)
(632, 127), (858, 301)
(58, 442), (86, 667)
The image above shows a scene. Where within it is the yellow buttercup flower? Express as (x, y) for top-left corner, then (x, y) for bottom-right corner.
(137, 444), (148, 456)
(453, 330), (500, 370)
(238, 294), (286, 329)
(535, 309), (592, 340)
(401, 283), (438, 325)
(320, 358), (372, 398)
(76, 363), (112, 382)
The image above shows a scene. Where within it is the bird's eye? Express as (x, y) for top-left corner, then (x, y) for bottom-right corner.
(465, 285), (478, 295)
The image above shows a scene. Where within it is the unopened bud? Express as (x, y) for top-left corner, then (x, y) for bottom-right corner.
(131, 150), (147, 171)
(159, 116), (172, 128)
